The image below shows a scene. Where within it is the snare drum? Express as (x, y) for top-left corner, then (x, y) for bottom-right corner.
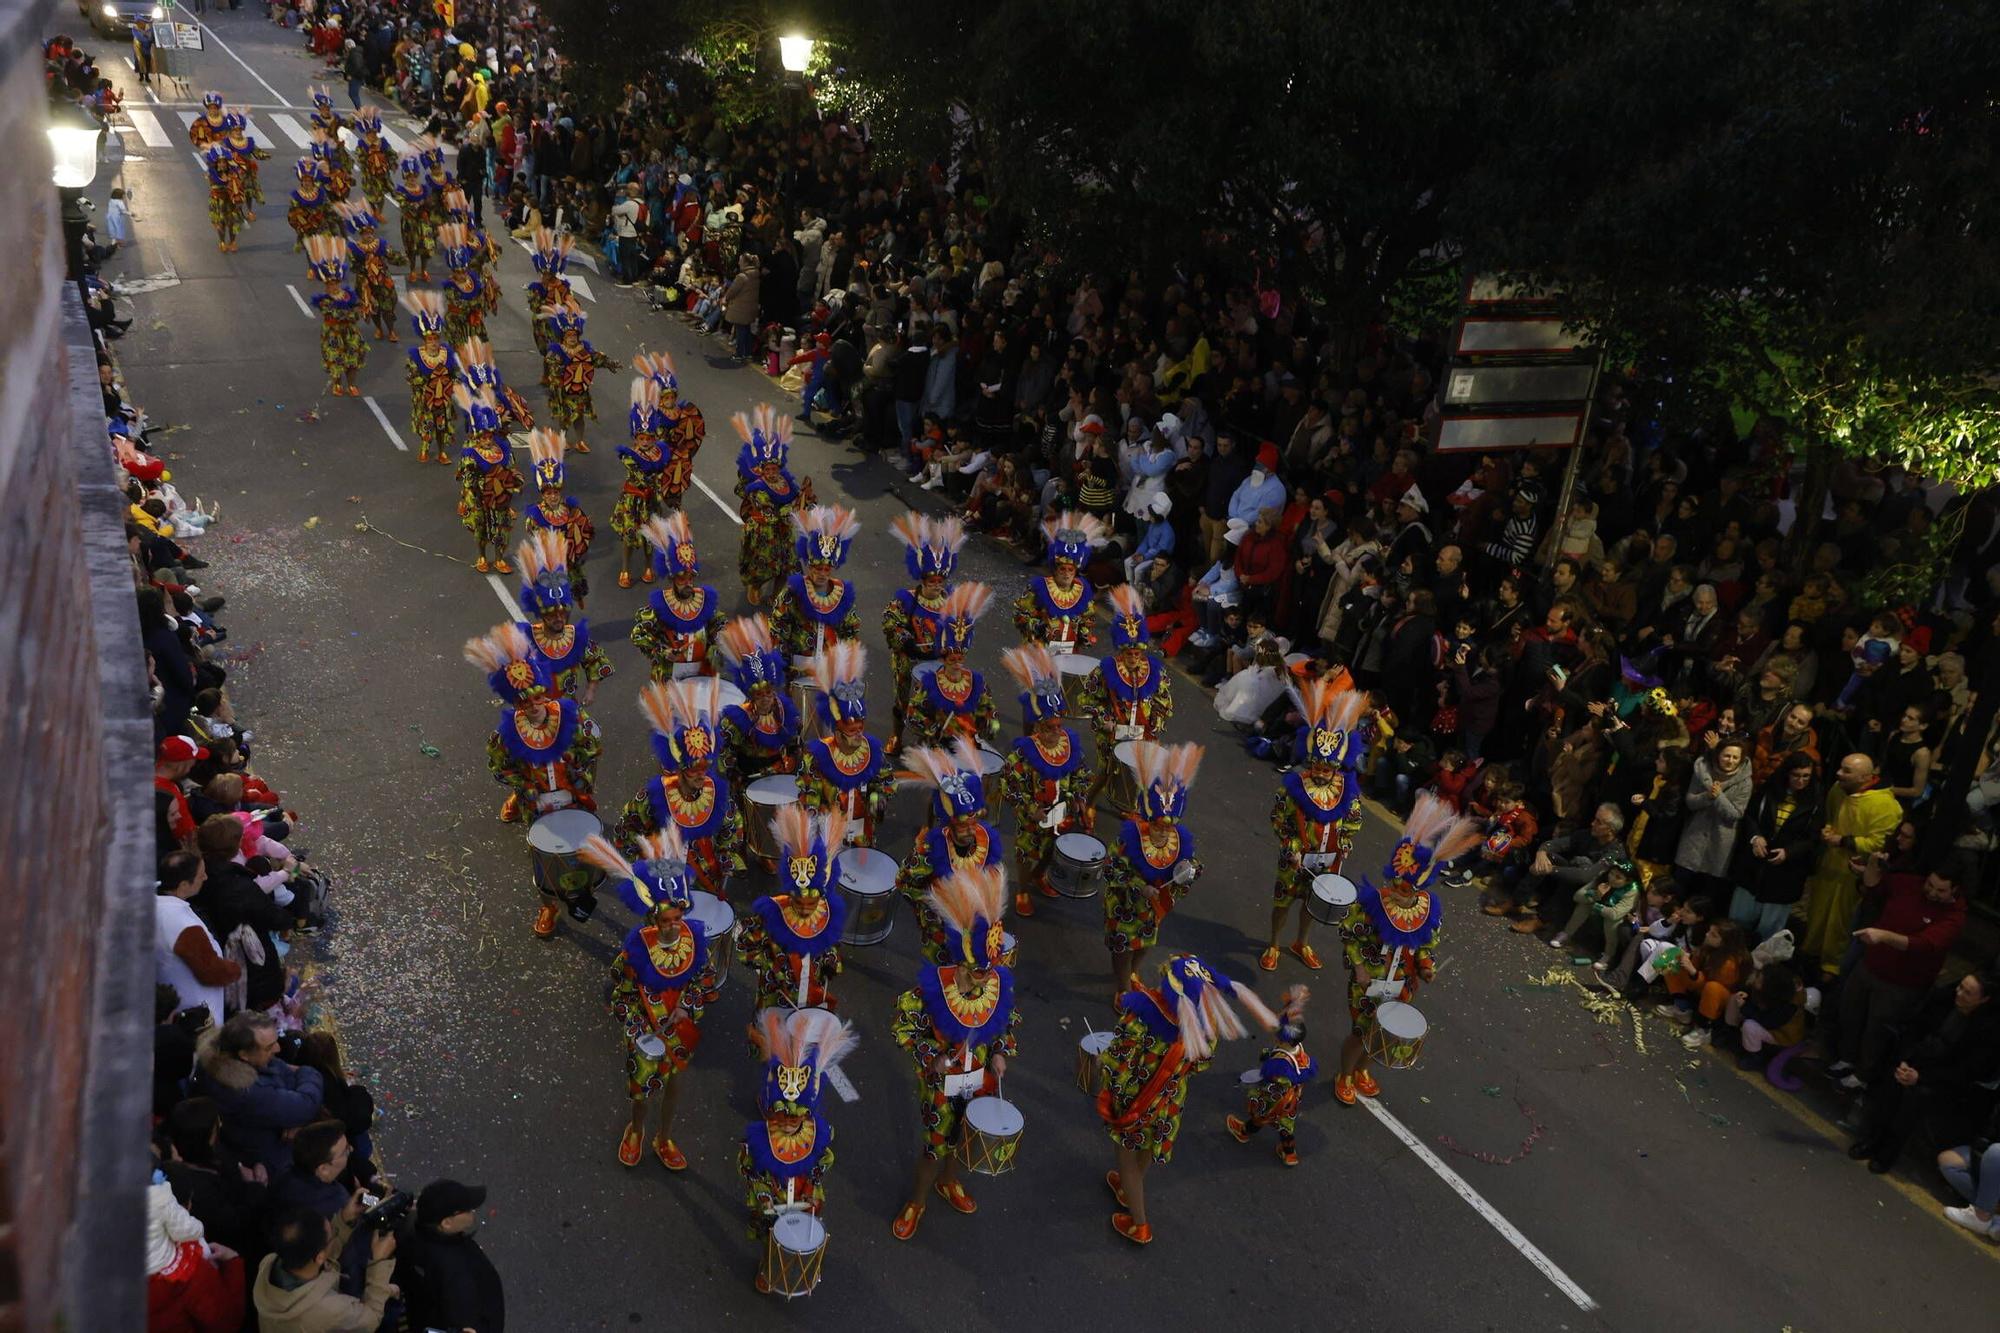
(913, 659), (942, 685)
(717, 680), (748, 711)
(789, 655), (817, 729)
(976, 744), (1005, 776)
(745, 775), (802, 862)
(527, 809), (605, 916)
(1048, 832), (1107, 899)
(1238, 1067), (1264, 1085)
(1055, 653), (1096, 720)
(1306, 872), (1359, 925)
(955, 1095), (1024, 1176)
(1108, 740), (1142, 814)
(1075, 1030), (1114, 1095)
(687, 890), (738, 993)
(761, 1211), (826, 1299)
(834, 847), (896, 946)
(1364, 1000), (1429, 1070)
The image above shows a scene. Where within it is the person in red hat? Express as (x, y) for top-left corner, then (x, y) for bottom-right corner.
(155, 735), (209, 850)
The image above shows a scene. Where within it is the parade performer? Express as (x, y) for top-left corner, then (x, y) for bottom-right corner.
(1226, 986), (1315, 1166)
(1104, 742), (1204, 1000)
(525, 228), (575, 356)
(522, 430), (596, 608)
(187, 90), (227, 150)
(392, 154), (435, 281)
(516, 529), (613, 705)
(631, 513), (720, 681)
(336, 202), (402, 341)
(741, 1008), (854, 1292)
(418, 136), (456, 196)
(306, 130), (351, 203)
(1098, 954), (1276, 1244)
(908, 582), (1001, 750)
(883, 513), (965, 754)
(635, 351), (706, 510)
(1332, 793), (1478, 1105)
(1014, 511), (1106, 652)
(458, 337), (534, 429)
(771, 506), (863, 658)
(898, 741), (1006, 964)
(303, 236), (364, 397)
(1077, 585), (1175, 826)
(997, 645), (1089, 918)
(286, 159), (336, 253)
(579, 827), (714, 1170)
(797, 644), (892, 846)
(400, 291), (459, 462)
(437, 223), (488, 346)
(463, 623), (601, 831)
(1262, 679), (1368, 972)
(733, 405), (810, 607)
(451, 387), (521, 572)
(352, 106), (394, 211)
(542, 303), (621, 453)
(737, 807), (849, 1011)
(890, 864), (1021, 1240)
(612, 379), (672, 589)
(200, 147), (244, 253)
(716, 615), (801, 791)
(615, 679), (742, 898)
(222, 111), (268, 218)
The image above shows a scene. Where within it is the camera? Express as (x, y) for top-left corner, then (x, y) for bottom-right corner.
(276, 1030), (308, 1064)
(359, 1189), (415, 1232)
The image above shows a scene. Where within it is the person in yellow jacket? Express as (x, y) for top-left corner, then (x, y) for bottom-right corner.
(1800, 753), (1902, 977)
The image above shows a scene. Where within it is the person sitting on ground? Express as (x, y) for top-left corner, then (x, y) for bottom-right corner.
(1722, 961), (1809, 1070)
(1656, 918), (1753, 1050)
(1547, 853), (1639, 963)
(1936, 1091), (2000, 1241)
(1487, 802), (1626, 929)
(189, 1012), (326, 1178)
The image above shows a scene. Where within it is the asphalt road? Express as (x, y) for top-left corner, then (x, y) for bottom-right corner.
(98, 14), (2000, 1329)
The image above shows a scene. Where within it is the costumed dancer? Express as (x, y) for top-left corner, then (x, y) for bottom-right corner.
(419, 136), (456, 197)
(897, 741), (1007, 964)
(187, 90), (228, 150)
(883, 513), (965, 754)
(542, 302), (621, 453)
(741, 1009), (855, 1293)
(458, 336), (534, 430)
(452, 387), (521, 572)
(1332, 793), (1478, 1105)
(1098, 954), (1276, 1244)
(772, 505), (863, 658)
(437, 223), (487, 346)
(578, 828), (713, 1171)
(908, 582), (1001, 750)
(337, 202), (402, 341)
(1014, 511), (1106, 652)
(797, 644), (892, 846)
(307, 130), (351, 203)
(716, 615), (801, 792)
(635, 351), (705, 510)
(286, 159), (336, 253)
(222, 111), (269, 218)
(463, 624), (601, 834)
(525, 227), (574, 356)
(1262, 679), (1368, 972)
(631, 513), (720, 681)
(1226, 985), (1315, 1166)
(732, 405), (809, 607)
(200, 147), (244, 252)
(997, 645), (1089, 918)
(889, 864), (1021, 1240)
(306, 86), (350, 165)
(400, 290), (460, 462)
(522, 430), (596, 608)
(612, 379), (672, 590)
(303, 236), (365, 397)
(1104, 742), (1204, 1000)
(1077, 585), (1175, 827)
(392, 154), (435, 281)
(352, 106), (394, 211)
(616, 680), (743, 898)
(737, 807), (849, 1011)
(516, 529), (613, 705)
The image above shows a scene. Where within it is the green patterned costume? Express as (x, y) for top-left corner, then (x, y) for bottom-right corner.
(1097, 996), (1209, 1164)
(1103, 820), (1199, 955)
(309, 289), (366, 380)
(890, 973), (1021, 1160)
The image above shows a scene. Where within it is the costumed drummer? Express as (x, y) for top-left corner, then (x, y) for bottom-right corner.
(771, 505), (864, 659)
(1227, 985), (1315, 1167)
(579, 828), (712, 1172)
(741, 1007), (856, 1293)
(733, 405), (812, 608)
(515, 530), (612, 706)
(633, 351), (706, 511)
(1104, 742), (1203, 1001)
(287, 159), (336, 254)
(1333, 793), (1478, 1105)
(400, 290), (460, 465)
(615, 679), (742, 899)
(883, 513), (965, 754)
(630, 513), (720, 681)
(453, 389), (521, 574)
(437, 224), (488, 347)
(890, 864), (1021, 1240)
(906, 582), (1001, 750)
(1263, 679), (1367, 973)
(1076, 586), (1175, 828)
(464, 622), (601, 843)
(716, 615), (802, 791)
(521, 430), (597, 609)
(997, 645), (1090, 918)
(797, 643), (893, 845)
(1098, 953), (1276, 1245)
(738, 808), (850, 1011)
(898, 741), (1007, 964)
(611, 378), (673, 590)
(1014, 511), (1107, 653)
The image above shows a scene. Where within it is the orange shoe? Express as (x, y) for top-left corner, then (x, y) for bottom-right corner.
(1258, 946), (1279, 972)
(652, 1136), (686, 1171)
(1481, 900), (1517, 917)
(387, 332), (399, 342)
(437, 450), (454, 465)
(499, 793), (523, 823)
(572, 439), (591, 454)
(533, 902), (561, 938)
(617, 1125), (642, 1167)
(1015, 891), (1036, 918)
(1289, 942), (1323, 971)
(1225, 1114), (1252, 1143)
(1111, 1212), (1152, 1245)
(883, 734), (902, 756)
(492, 559), (513, 575)
(1353, 1068), (1381, 1098)
(1103, 1170), (1128, 1208)
(891, 1202), (923, 1241)
(618, 571), (634, 589)
(1331, 1073), (1357, 1106)
(1278, 1143), (1299, 1168)
(754, 1272), (771, 1294)
(641, 567), (655, 584)
(473, 556), (490, 572)
(933, 1178), (976, 1214)
(1037, 876), (1058, 899)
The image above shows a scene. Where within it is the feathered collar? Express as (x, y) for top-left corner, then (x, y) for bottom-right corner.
(393, 179), (428, 202)
(743, 1115), (830, 1178)
(1356, 881), (1442, 951)
(526, 499), (583, 530)
(1118, 984), (1183, 1042)
(619, 439), (668, 472)
(645, 773), (731, 841)
(1032, 575), (1094, 619)
(409, 344), (457, 373)
(918, 965), (1015, 1047)
(1283, 768), (1358, 823)
(520, 619), (588, 673)
(895, 587), (948, 622)
(920, 666), (985, 714)
(740, 473), (797, 508)
(1260, 1046), (1317, 1082)
(806, 735), (881, 789)
(349, 236), (391, 260)
(497, 699), (579, 764)
(552, 339), (600, 363)
(648, 584), (717, 633)
(1012, 728), (1083, 779)
(1099, 654), (1164, 703)
(448, 270), (484, 298)
(625, 917), (708, 994)
(463, 436), (513, 472)
(290, 185), (327, 206)
(923, 821), (1001, 874)
(785, 573), (855, 625)
(725, 696), (800, 751)
(1118, 818), (1192, 883)
(750, 891), (845, 956)
(310, 288), (358, 311)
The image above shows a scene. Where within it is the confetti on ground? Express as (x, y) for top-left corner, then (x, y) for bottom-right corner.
(1481, 1085), (1502, 1097)
(1438, 1097), (1546, 1165)
(303, 516), (321, 529)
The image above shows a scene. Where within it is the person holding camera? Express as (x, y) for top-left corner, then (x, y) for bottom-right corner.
(399, 1180), (505, 1333)
(253, 1203), (398, 1332)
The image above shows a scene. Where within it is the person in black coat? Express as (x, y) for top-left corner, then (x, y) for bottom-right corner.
(401, 1181), (506, 1333)
(1850, 969), (2000, 1174)
(162, 1096), (270, 1260)
(191, 816), (293, 1012)
(1724, 753), (1822, 943)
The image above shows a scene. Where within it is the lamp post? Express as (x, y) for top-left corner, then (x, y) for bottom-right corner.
(48, 98), (103, 281)
(778, 33), (815, 73)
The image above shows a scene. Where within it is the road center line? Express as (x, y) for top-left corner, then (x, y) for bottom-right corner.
(690, 474), (743, 526)
(195, 16), (296, 108)
(485, 573), (525, 621)
(1359, 1097), (1597, 1311)
(361, 396), (410, 451)
(284, 284), (314, 318)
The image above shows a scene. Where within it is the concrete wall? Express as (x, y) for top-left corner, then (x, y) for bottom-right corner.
(0, 1), (154, 1327)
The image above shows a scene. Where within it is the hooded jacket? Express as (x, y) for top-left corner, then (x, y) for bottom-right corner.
(189, 1035), (326, 1177)
(251, 1249), (395, 1333)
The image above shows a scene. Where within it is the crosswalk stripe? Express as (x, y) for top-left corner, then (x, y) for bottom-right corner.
(566, 275), (596, 303)
(267, 113), (314, 149)
(126, 107), (171, 148)
(380, 126), (411, 157)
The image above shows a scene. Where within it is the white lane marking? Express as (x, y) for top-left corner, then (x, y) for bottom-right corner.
(511, 236), (598, 274)
(566, 274), (596, 303)
(1359, 1097), (1597, 1311)
(194, 16), (295, 107)
(824, 1065), (859, 1103)
(126, 107), (171, 148)
(362, 396), (410, 452)
(285, 284), (314, 318)
(486, 574), (525, 621)
(691, 474), (742, 526)
(190, 150), (207, 170)
(267, 113), (313, 149)
(381, 126), (410, 156)
(144, 81), (160, 105)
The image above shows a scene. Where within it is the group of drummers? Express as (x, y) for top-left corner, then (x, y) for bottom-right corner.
(459, 402), (1480, 1289)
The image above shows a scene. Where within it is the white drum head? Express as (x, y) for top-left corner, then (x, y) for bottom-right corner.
(527, 808), (602, 853)
(1055, 653), (1096, 677)
(1239, 1068), (1263, 1084)
(914, 660), (942, 680)
(836, 847), (895, 892)
(1376, 1001), (1427, 1041)
(1056, 832), (1106, 860)
(1000, 931), (1017, 955)
(977, 745), (1004, 775)
(717, 681), (747, 710)
(1113, 740), (1139, 767)
(747, 775), (801, 806)
(1311, 873), (1358, 908)
(1079, 1031), (1113, 1057)
(965, 1096), (1024, 1136)
(686, 890), (735, 939)
(772, 1211), (825, 1252)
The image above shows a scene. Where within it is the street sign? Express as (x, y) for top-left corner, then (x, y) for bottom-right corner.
(1451, 316), (1586, 358)
(1442, 360), (1599, 409)
(176, 23), (203, 50)
(152, 21), (177, 49)
(1436, 410), (1588, 453)
(1462, 276), (1561, 308)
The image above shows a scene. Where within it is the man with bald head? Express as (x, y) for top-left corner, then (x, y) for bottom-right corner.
(1800, 753), (1903, 977)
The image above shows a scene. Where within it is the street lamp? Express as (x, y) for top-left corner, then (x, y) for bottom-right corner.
(778, 33), (815, 73)
(47, 98), (103, 281)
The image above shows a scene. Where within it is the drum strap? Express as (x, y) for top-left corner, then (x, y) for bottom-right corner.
(1097, 1038), (1185, 1131)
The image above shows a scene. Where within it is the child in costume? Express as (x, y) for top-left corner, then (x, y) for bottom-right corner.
(998, 645), (1090, 918)
(614, 679), (743, 898)
(882, 513), (964, 753)
(452, 388), (521, 571)
(392, 154), (434, 280)
(1076, 586), (1175, 827)
(337, 202), (403, 341)
(906, 582), (1001, 749)
(522, 430), (596, 607)
(897, 741), (1007, 964)
(1104, 742), (1204, 1000)
(1262, 678), (1368, 972)
(716, 615), (801, 792)
(463, 624), (601, 837)
(1013, 511), (1106, 652)
(400, 290), (459, 462)
(541, 303), (621, 452)
(732, 405), (809, 606)
(1226, 985), (1315, 1166)
(286, 159), (336, 253)
(797, 644), (893, 846)
(737, 808), (849, 1011)
(630, 513), (720, 681)
(771, 506), (863, 658)
(741, 1008), (855, 1293)
(514, 529), (613, 705)
(303, 236), (364, 396)
(611, 379), (672, 589)
(635, 351), (706, 509)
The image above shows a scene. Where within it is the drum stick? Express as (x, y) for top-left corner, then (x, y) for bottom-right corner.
(1385, 946), (1404, 986)
(795, 956), (812, 1008)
